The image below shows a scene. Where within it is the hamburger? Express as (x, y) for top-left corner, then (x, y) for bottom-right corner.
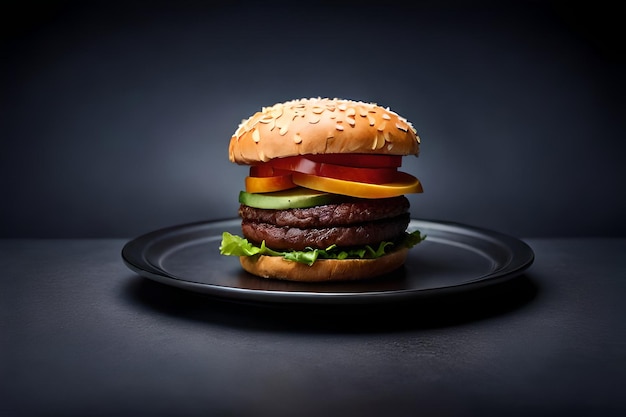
(219, 97), (424, 282)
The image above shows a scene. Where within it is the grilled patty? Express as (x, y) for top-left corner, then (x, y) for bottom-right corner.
(239, 196), (411, 251)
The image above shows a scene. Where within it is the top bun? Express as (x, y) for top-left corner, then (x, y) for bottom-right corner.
(229, 97), (420, 164)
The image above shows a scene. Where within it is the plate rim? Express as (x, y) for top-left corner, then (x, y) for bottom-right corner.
(122, 218), (535, 305)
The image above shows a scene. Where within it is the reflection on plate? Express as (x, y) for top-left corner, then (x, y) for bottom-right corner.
(122, 219), (534, 306)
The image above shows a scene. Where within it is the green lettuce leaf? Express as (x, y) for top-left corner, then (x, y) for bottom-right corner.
(219, 230), (425, 266)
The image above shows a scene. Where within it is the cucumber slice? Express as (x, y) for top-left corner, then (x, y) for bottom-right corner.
(239, 187), (347, 209)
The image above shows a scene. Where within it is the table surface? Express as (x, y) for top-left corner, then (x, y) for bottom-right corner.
(2, 236), (625, 417)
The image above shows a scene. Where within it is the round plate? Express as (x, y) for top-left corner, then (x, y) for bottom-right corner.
(121, 219), (534, 305)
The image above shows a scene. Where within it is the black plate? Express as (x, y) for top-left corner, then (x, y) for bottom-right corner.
(122, 219), (534, 306)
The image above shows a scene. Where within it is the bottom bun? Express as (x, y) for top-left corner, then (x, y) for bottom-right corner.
(239, 247), (409, 282)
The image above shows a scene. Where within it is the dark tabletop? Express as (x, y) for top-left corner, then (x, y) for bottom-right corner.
(2, 237), (625, 417)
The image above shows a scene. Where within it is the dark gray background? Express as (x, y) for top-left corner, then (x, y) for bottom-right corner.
(2, 0), (624, 238)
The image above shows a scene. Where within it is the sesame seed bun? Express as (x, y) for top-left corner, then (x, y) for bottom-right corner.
(239, 247), (409, 282)
(229, 97), (420, 164)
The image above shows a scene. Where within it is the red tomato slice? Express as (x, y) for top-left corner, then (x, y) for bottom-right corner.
(266, 156), (398, 184)
(245, 175), (296, 193)
(249, 165), (292, 178)
(306, 154), (402, 168)
(316, 164), (398, 184)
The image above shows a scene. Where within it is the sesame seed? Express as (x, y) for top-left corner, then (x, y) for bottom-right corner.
(376, 132), (386, 149)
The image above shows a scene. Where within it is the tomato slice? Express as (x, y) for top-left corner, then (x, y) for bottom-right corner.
(266, 156), (398, 184)
(249, 165), (292, 177)
(316, 164), (397, 184)
(291, 171), (423, 199)
(245, 175), (296, 193)
(306, 154), (402, 168)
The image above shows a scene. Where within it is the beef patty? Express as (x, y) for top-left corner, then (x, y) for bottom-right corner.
(239, 196), (411, 251)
